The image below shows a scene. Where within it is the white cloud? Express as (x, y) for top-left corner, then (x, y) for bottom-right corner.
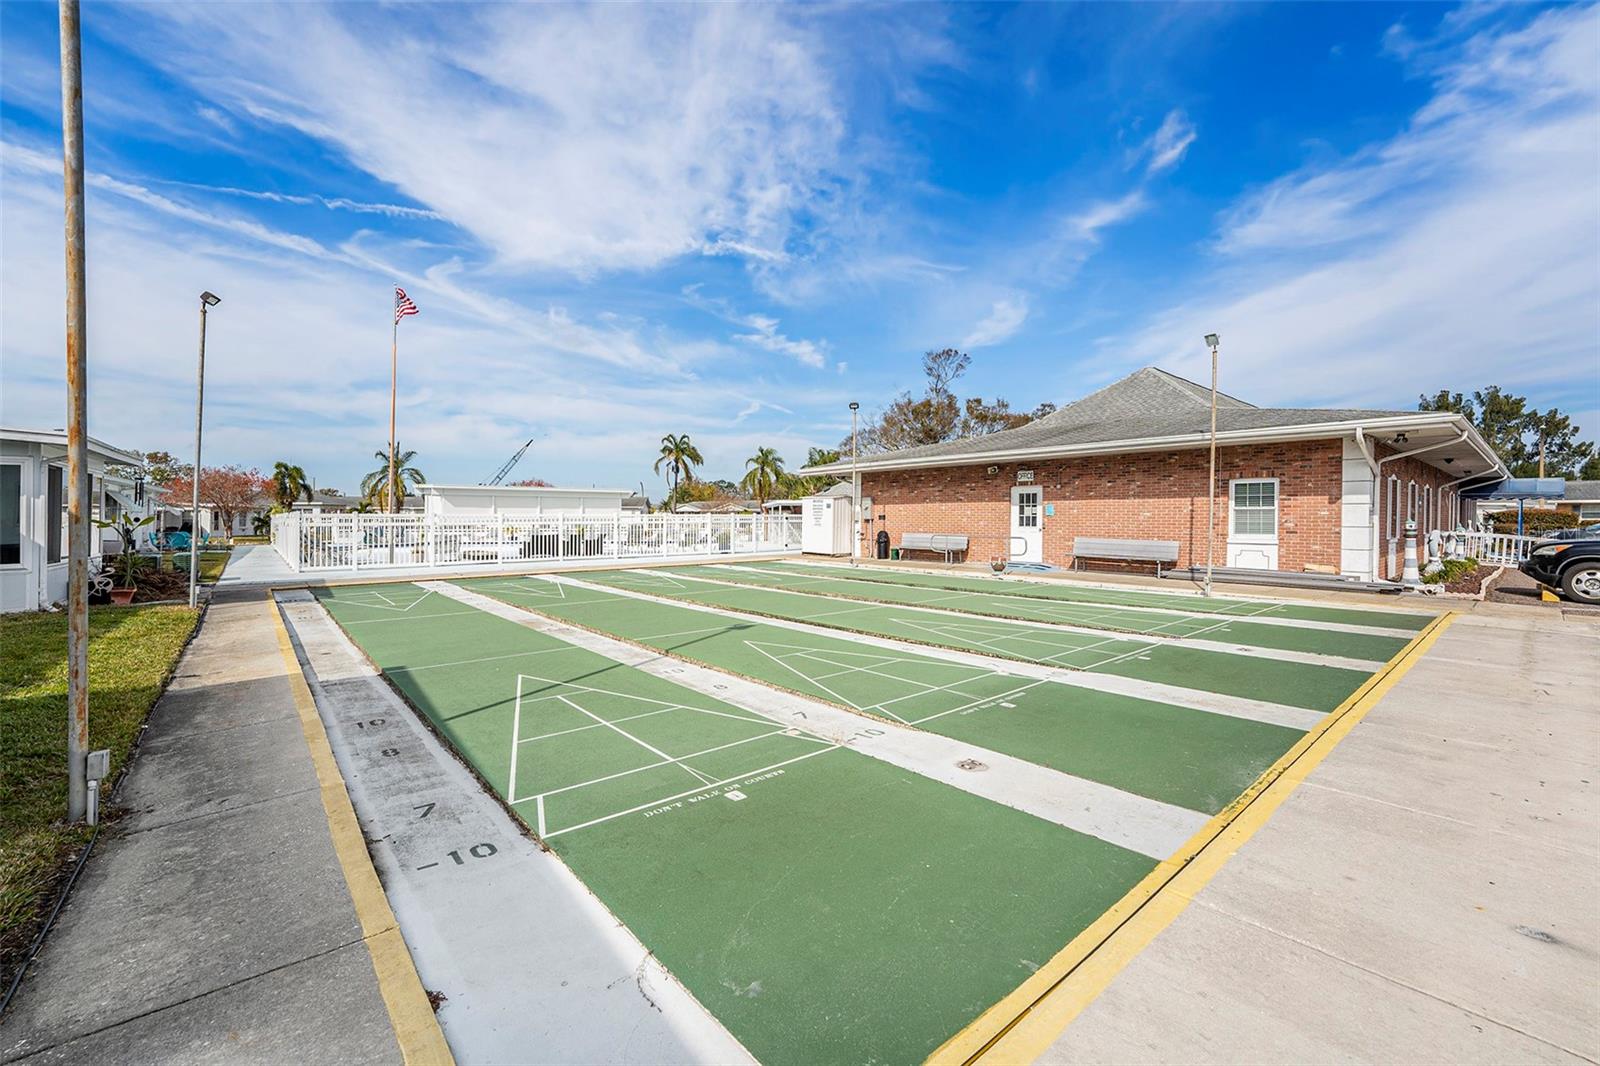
(1100, 7), (1600, 412)
(683, 285), (831, 369)
(1062, 191), (1148, 244)
(961, 297), (1030, 349)
(127, 4), (849, 276)
(1139, 110), (1197, 176)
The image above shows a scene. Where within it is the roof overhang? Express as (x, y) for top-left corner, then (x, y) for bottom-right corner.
(1, 426), (144, 467)
(802, 412), (1506, 479)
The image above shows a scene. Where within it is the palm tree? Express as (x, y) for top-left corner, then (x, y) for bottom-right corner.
(271, 462), (314, 510)
(360, 444), (427, 512)
(653, 433), (703, 510)
(740, 447), (785, 506)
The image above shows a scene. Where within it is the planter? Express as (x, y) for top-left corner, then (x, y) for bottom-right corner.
(109, 587), (136, 606)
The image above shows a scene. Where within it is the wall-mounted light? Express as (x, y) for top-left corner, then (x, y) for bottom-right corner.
(1394, 432), (1409, 445)
(987, 466), (998, 475)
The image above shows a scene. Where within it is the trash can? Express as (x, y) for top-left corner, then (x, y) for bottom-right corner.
(875, 529), (890, 559)
(890, 548), (900, 560)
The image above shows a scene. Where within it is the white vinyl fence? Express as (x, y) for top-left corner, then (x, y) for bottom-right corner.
(1447, 529), (1541, 566)
(270, 511), (801, 573)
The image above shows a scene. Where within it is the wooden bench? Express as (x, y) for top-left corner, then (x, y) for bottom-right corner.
(1072, 537), (1180, 576)
(900, 533), (969, 563)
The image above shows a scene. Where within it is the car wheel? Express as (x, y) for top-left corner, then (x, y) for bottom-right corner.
(1559, 562), (1600, 604)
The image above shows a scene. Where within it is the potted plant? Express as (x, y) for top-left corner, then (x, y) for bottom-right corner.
(95, 512), (156, 605)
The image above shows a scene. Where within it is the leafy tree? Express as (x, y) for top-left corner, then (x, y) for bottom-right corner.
(845, 348), (1053, 454)
(360, 445), (427, 511)
(653, 433), (704, 502)
(740, 447), (786, 505)
(163, 466), (271, 535)
(271, 462), (314, 509)
(1580, 454), (1600, 481)
(1419, 387), (1595, 478)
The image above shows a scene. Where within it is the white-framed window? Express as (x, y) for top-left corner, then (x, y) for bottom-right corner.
(1578, 503), (1600, 522)
(1406, 481), (1417, 525)
(1386, 476), (1399, 540)
(1424, 485), (1432, 531)
(1230, 478), (1279, 537)
(1, 463), (21, 566)
(46, 463), (64, 564)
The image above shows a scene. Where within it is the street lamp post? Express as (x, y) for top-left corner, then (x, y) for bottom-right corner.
(849, 402), (860, 565)
(1203, 333), (1220, 598)
(190, 291), (220, 609)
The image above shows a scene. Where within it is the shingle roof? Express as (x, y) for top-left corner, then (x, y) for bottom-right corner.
(1564, 480), (1600, 502)
(804, 367), (1437, 473)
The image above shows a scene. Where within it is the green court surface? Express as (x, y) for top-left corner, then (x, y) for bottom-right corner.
(764, 560), (1438, 632)
(663, 562), (1412, 661)
(461, 576), (1309, 814)
(313, 583), (1155, 1064)
(555, 568), (1374, 713)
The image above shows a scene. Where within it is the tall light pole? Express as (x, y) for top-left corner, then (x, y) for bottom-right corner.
(1203, 333), (1220, 598)
(190, 291), (220, 609)
(60, 0), (90, 822)
(849, 402), (860, 565)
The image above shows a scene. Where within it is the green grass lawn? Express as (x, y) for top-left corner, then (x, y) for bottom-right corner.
(0, 604), (200, 982)
(161, 550), (231, 583)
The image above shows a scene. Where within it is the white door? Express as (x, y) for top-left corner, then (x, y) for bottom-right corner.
(1010, 486), (1043, 563)
(1226, 478), (1279, 570)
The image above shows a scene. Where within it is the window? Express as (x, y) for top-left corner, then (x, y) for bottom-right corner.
(1, 465), (19, 565)
(47, 464), (64, 564)
(1014, 489), (1039, 527)
(1386, 477), (1399, 539)
(1231, 479), (1278, 536)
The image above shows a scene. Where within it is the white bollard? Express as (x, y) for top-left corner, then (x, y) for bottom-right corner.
(1402, 519), (1422, 586)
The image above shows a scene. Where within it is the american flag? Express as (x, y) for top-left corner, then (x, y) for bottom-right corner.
(394, 286), (419, 323)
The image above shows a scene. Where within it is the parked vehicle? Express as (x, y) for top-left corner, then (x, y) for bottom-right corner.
(1520, 535), (1600, 604)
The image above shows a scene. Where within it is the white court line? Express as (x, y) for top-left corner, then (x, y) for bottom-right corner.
(554, 693), (717, 786)
(743, 642), (912, 722)
(540, 574), (1326, 731)
(517, 725), (817, 804)
(508, 674), (523, 806)
(431, 579), (1213, 859)
(512, 671), (776, 727)
(341, 610), (477, 626)
(538, 747), (840, 841)
(388, 646), (576, 674)
(519, 704), (680, 744)
(332, 588), (436, 613)
(729, 562), (1420, 637)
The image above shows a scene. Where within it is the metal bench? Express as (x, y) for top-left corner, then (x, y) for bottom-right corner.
(1072, 536), (1180, 576)
(900, 533), (969, 563)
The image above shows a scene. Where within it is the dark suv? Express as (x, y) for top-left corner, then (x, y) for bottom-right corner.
(1521, 534), (1600, 604)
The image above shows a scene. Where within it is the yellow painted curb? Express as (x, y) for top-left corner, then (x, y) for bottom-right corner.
(269, 596), (455, 1066)
(928, 611), (1459, 1066)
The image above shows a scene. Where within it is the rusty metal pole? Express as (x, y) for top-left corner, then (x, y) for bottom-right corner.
(59, 0), (89, 823)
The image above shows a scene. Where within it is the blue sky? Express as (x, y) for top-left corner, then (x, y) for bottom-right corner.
(2, 2), (1596, 495)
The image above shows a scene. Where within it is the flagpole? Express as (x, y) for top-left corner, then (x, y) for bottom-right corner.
(389, 293), (398, 515)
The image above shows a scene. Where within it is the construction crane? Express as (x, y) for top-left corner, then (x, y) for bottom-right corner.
(484, 438), (536, 485)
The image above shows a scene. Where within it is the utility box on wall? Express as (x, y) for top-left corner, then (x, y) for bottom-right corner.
(801, 491), (854, 555)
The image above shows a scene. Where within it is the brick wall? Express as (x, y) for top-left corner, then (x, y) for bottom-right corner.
(859, 438), (1349, 573)
(1371, 442), (1466, 579)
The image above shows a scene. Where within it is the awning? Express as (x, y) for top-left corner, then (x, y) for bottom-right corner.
(1459, 477), (1566, 500)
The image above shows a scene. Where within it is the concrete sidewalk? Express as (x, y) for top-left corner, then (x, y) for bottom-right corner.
(1035, 605), (1600, 1063)
(1, 591), (414, 1065)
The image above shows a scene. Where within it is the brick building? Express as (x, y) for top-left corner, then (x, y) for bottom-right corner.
(801, 368), (1506, 581)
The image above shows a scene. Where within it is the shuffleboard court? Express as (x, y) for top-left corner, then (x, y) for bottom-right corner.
(764, 559), (1439, 631)
(561, 568), (1374, 712)
(460, 576), (1310, 814)
(313, 583), (1159, 1064)
(665, 562), (1412, 661)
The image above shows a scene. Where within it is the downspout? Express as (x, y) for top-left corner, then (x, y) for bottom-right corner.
(1353, 428), (1380, 582)
(1360, 427), (1468, 582)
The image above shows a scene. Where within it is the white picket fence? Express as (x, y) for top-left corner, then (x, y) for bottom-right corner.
(270, 511), (801, 573)
(1446, 529), (1541, 565)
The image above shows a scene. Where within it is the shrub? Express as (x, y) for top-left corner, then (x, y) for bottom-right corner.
(1483, 509), (1578, 535)
(1423, 558), (1479, 585)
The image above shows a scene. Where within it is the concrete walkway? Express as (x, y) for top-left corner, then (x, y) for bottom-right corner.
(1034, 604), (1600, 1064)
(1, 591), (413, 1065)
